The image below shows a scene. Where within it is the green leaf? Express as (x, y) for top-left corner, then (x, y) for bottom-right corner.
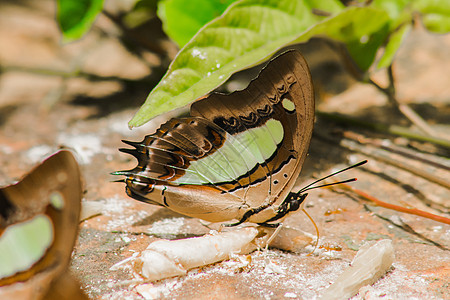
(57, 0), (104, 43)
(413, 0), (450, 33)
(371, 0), (411, 27)
(129, 1), (394, 128)
(298, 7), (390, 71)
(421, 13), (450, 33)
(345, 25), (390, 72)
(377, 23), (411, 69)
(130, 0), (344, 127)
(157, 0), (238, 47)
(371, 0), (450, 34)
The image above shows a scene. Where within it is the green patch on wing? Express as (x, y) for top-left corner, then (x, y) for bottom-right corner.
(0, 215), (54, 278)
(173, 119), (283, 185)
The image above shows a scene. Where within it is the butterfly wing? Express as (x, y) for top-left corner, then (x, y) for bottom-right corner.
(0, 151), (87, 299)
(119, 50), (314, 223)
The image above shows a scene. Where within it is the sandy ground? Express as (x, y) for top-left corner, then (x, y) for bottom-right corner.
(0, 1), (449, 299)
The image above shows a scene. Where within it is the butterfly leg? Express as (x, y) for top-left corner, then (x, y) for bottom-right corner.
(226, 193), (308, 227)
(264, 222), (285, 249)
(224, 204), (273, 227)
(256, 222), (281, 228)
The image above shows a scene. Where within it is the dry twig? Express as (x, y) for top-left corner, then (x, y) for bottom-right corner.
(337, 183), (450, 225)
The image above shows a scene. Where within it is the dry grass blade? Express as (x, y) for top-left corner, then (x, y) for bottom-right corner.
(340, 134), (450, 189)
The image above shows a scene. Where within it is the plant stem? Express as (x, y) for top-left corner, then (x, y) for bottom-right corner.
(317, 111), (450, 149)
(368, 65), (438, 137)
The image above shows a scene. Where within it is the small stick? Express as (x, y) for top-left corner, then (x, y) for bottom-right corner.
(397, 103), (437, 137)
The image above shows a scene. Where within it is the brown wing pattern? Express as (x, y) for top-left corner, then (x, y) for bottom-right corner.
(0, 151), (87, 299)
(190, 50), (314, 212)
(117, 123), (236, 197)
(118, 50), (314, 223)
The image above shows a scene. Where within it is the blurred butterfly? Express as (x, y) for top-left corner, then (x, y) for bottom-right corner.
(0, 151), (87, 300)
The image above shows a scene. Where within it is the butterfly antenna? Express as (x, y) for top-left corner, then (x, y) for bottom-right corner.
(302, 208), (319, 256)
(300, 178), (357, 193)
(111, 178), (126, 183)
(299, 160), (367, 193)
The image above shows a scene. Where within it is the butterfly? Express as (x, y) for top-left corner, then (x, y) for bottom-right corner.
(115, 50), (315, 227)
(0, 151), (87, 300)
